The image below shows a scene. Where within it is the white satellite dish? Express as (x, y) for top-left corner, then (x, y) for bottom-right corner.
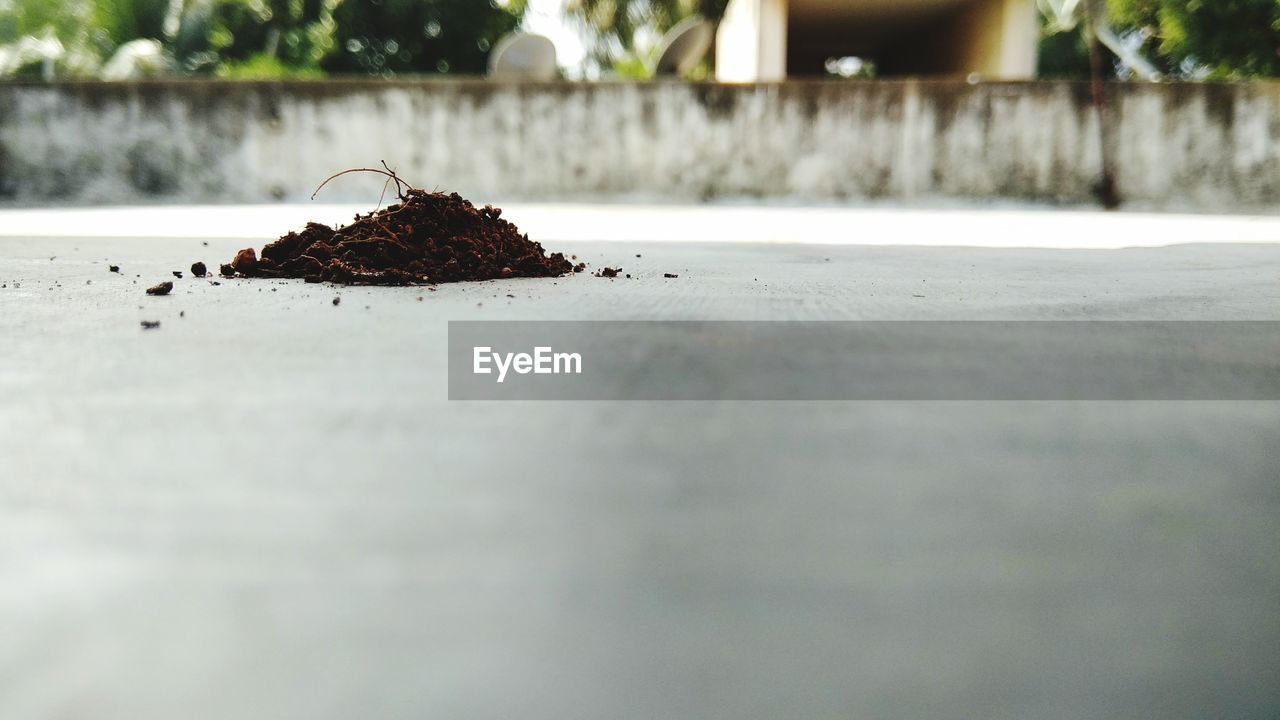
(653, 17), (715, 77)
(487, 33), (558, 81)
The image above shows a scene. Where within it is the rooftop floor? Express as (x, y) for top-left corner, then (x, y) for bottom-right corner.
(1, 204), (1278, 719)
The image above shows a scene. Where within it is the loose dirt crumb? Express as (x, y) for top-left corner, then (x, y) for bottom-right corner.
(664, 273), (679, 278)
(140, 320), (160, 329)
(332, 296), (341, 306)
(598, 267), (622, 278)
(191, 262), (207, 277)
(146, 281), (173, 296)
(109, 265), (119, 273)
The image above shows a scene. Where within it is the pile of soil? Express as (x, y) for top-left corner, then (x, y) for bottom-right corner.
(227, 171), (579, 285)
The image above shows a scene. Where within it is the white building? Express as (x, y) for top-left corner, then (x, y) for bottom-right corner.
(716, 0), (1039, 81)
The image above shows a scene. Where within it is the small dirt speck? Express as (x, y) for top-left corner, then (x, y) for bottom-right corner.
(146, 281), (173, 296)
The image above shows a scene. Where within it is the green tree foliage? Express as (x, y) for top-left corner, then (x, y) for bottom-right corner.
(1, 0), (526, 78)
(172, 0), (334, 74)
(0, 0), (88, 42)
(0, 0), (108, 77)
(1040, 0), (1280, 79)
(566, 0), (727, 71)
(1036, 14), (1118, 79)
(91, 0), (169, 48)
(1109, 0), (1280, 78)
(320, 0), (526, 76)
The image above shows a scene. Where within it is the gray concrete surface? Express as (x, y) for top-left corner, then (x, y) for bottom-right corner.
(1, 215), (1279, 718)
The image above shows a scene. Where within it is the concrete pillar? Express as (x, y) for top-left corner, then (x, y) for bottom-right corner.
(715, 0), (788, 82)
(949, 0), (1038, 79)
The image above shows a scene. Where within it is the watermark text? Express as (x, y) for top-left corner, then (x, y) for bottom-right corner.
(473, 346), (582, 383)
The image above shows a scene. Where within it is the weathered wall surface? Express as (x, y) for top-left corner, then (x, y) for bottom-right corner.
(0, 79), (1276, 209)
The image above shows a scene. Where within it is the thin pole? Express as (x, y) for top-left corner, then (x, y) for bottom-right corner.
(1082, 0), (1120, 209)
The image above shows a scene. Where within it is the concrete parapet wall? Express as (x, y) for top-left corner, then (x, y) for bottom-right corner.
(1, 79), (1276, 209)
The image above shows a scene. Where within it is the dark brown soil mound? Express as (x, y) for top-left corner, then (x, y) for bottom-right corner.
(228, 173), (577, 285)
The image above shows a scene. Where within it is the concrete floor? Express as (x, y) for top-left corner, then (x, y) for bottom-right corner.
(1, 206), (1278, 719)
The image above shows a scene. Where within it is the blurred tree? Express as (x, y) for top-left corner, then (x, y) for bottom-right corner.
(91, 0), (169, 48)
(173, 0), (335, 74)
(1109, 0), (1280, 78)
(1040, 0), (1280, 79)
(566, 0), (727, 73)
(0, 0), (87, 42)
(215, 51), (325, 78)
(1037, 19), (1117, 78)
(0, 0), (103, 77)
(320, 0), (527, 76)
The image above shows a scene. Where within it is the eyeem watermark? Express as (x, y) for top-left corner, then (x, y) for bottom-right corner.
(473, 346), (582, 383)
(450, 321), (1280, 400)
